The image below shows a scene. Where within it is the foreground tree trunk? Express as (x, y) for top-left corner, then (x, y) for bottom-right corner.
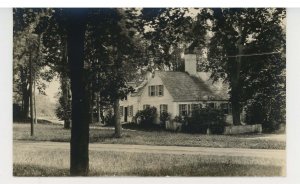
(114, 98), (121, 138)
(230, 29), (243, 126)
(66, 9), (89, 176)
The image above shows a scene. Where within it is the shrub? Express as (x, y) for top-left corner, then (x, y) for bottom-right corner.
(245, 102), (285, 133)
(55, 95), (71, 122)
(183, 107), (226, 134)
(103, 110), (115, 126)
(160, 112), (171, 127)
(135, 106), (157, 128)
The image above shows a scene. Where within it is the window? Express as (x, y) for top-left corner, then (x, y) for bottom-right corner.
(128, 105), (133, 117)
(160, 104), (168, 114)
(148, 86), (156, 96)
(120, 106), (123, 116)
(158, 85), (164, 96)
(143, 104), (150, 110)
(148, 85), (164, 96)
(179, 104), (188, 116)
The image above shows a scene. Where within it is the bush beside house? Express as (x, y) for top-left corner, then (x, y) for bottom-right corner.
(159, 111), (171, 127)
(163, 107), (227, 134)
(171, 108), (227, 134)
(135, 106), (158, 128)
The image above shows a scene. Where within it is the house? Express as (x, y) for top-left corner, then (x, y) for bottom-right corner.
(119, 53), (232, 124)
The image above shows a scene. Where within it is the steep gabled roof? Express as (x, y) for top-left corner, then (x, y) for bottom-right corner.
(156, 71), (228, 101)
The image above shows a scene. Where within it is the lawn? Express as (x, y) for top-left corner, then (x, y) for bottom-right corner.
(13, 144), (284, 176)
(13, 123), (285, 149)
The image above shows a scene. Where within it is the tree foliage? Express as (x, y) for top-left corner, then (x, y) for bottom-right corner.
(201, 8), (286, 129)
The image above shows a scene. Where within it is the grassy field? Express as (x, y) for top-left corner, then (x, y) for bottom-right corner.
(13, 144), (284, 176)
(13, 123), (285, 149)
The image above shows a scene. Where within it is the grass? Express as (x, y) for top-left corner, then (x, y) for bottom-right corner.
(13, 123), (285, 149)
(13, 145), (284, 176)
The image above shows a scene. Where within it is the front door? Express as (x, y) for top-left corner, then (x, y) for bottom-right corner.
(124, 107), (128, 122)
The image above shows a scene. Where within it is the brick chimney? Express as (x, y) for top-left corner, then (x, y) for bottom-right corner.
(184, 53), (197, 76)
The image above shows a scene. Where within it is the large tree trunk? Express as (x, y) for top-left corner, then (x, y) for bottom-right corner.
(114, 98), (121, 138)
(67, 9), (89, 176)
(231, 29), (243, 126)
(29, 52), (34, 136)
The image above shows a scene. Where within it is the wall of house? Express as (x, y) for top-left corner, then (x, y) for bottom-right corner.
(138, 73), (174, 124)
(120, 74), (174, 123)
(119, 95), (138, 123)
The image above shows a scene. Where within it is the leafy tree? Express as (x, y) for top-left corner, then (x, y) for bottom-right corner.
(47, 8), (145, 175)
(40, 9), (72, 129)
(200, 8), (286, 127)
(140, 8), (198, 71)
(55, 78), (71, 129)
(13, 8), (52, 135)
(85, 8), (144, 137)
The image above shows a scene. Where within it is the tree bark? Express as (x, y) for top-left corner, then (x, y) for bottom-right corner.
(231, 28), (243, 126)
(114, 98), (121, 138)
(29, 52), (34, 136)
(67, 9), (89, 176)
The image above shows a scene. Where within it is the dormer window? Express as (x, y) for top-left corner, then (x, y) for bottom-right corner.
(148, 85), (164, 96)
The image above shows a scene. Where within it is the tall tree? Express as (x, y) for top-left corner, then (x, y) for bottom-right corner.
(200, 8), (285, 127)
(64, 9), (89, 176)
(85, 8), (143, 137)
(13, 8), (53, 127)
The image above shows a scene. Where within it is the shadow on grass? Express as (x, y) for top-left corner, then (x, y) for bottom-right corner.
(122, 123), (165, 132)
(13, 119), (54, 125)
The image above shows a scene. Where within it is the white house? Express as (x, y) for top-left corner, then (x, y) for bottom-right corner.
(119, 53), (232, 124)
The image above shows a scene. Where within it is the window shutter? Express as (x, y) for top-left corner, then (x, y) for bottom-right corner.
(148, 86), (150, 96)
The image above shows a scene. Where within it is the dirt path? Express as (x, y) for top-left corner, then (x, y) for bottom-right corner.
(14, 141), (285, 164)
